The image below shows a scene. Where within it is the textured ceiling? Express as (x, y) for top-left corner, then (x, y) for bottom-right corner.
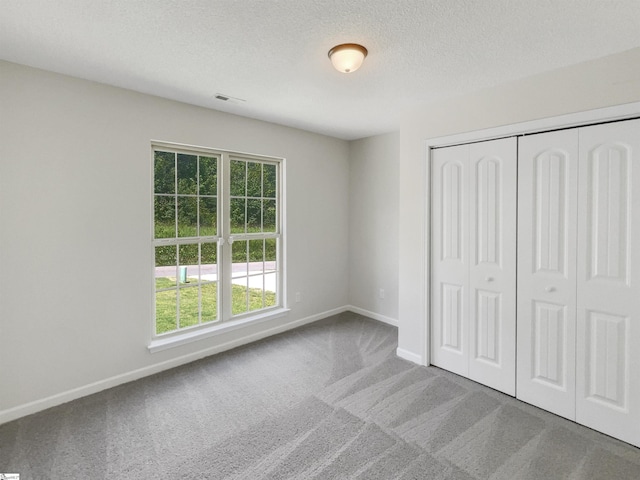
(2, 0), (640, 140)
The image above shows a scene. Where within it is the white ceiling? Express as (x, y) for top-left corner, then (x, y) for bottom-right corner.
(2, 1), (640, 140)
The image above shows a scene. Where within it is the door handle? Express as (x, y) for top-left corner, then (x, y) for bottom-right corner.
(485, 277), (494, 282)
(545, 286), (556, 293)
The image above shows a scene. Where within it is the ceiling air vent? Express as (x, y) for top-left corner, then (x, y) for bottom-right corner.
(214, 93), (246, 104)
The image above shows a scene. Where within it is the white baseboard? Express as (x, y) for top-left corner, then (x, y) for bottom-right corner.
(396, 347), (424, 365)
(0, 306), (347, 425)
(346, 305), (398, 327)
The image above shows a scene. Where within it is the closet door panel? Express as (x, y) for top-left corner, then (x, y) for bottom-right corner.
(576, 119), (640, 447)
(517, 130), (579, 419)
(468, 138), (517, 395)
(431, 144), (470, 376)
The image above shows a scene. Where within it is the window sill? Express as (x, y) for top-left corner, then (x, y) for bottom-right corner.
(148, 307), (291, 354)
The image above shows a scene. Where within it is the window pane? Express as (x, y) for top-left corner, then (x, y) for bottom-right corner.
(199, 197), (217, 236)
(177, 153), (197, 195)
(232, 278), (248, 315)
(230, 198), (246, 234)
(230, 160), (246, 196)
(199, 156), (217, 195)
(247, 199), (261, 232)
(178, 286), (199, 328)
(263, 199), (276, 232)
(154, 196), (176, 238)
(178, 244), (199, 278)
(264, 273), (277, 303)
(247, 162), (262, 197)
(154, 151), (175, 194)
(177, 196), (198, 237)
(264, 163), (277, 198)
(265, 238), (276, 270)
(264, 272), (278, 295)
(249, 275), (265, 312)
(201, 242), (217, 283)
(232, 240), (248, 276)
(249, 239), (264, 263)
(155, 245), (177, 289)
(201, 282), (217, 323)
(156, 289), (177, 334)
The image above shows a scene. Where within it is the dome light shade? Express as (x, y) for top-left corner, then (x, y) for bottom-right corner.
(328, 43), (368, 73)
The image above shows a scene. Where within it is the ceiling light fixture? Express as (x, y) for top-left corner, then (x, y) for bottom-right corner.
(328, 43), (368, 73)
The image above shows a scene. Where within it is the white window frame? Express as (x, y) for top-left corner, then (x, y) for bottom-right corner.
(149, 141), (288, 353)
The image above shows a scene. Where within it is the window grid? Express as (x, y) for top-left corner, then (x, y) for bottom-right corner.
(228, 157), (279, 317)
(153, 146), (282, 336)
(154, 150), (221, 334)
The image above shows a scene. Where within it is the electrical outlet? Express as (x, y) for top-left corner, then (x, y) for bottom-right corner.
(379, 289), (385, 299)
(295, 292), (302, 303)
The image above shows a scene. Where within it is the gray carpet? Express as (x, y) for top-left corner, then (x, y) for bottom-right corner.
(1, 312), (640, 479)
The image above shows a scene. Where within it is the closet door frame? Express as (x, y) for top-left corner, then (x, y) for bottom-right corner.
(420, 101), (640, 369)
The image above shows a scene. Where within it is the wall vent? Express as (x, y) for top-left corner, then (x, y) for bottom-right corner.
(214, 93), (246, 104)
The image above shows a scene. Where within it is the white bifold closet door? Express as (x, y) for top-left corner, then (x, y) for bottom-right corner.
(517, 130), (579, 420)
(575, 119), (640, 447)
(431, 137), (517, 396)
(517, 118), (640, 447)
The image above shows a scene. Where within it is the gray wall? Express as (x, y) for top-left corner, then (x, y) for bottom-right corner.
(348, 132), (399, 323)
(0, 61), (351, 418)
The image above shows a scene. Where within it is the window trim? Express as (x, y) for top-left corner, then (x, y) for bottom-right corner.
(149, 141), (287, 351)
(148, 306), (291, 353)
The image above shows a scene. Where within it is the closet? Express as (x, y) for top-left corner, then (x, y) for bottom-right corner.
(430, 118), (640, 447)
